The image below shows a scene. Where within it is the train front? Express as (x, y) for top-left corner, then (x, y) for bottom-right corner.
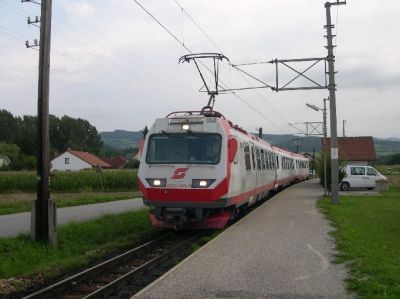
(137, 111), (232, 229)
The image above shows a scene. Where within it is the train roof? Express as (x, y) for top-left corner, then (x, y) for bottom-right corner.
(272, 146), (309, 159)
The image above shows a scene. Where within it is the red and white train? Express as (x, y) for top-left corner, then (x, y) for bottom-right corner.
(138, 109), (310, 229)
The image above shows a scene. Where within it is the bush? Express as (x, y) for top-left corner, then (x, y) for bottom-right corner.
(316, 150), (346, 189)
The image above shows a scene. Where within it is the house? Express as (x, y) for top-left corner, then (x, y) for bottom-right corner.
(102, 156), (127, 169)
(0, 155), (11, 168)
(325, 136), (376, 165)
(132, 151), (141, 162)
(51, 149), (111, 171)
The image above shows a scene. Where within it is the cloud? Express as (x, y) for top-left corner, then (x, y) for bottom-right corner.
(64, 2), (95, 19)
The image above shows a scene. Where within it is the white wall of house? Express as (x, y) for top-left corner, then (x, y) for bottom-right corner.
(346, 161), (368, 166)
(51, 152), (92, 171)
(0, 157), (10, 168)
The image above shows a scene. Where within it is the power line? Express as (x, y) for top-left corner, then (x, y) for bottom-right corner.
(173, 0), (224, 54)
(1, 25), (174, 110)
(133, 0), (290, 134)
(51, 3), (194, 102)
(133, 0), (191, 53)
(169, 0), (294, 134)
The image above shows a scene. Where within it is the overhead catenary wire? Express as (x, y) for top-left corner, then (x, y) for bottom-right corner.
(173, 0), (224, 55)
(133, 0), (290, 134)
(0, 25), (173, 110)
(169, 0), (294, 134)
(50, 4), (197, 102)
(2, 0), (195, 104)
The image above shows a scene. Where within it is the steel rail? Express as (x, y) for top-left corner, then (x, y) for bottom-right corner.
(22, 237), (163, 299)
(83, 234), (200, 298)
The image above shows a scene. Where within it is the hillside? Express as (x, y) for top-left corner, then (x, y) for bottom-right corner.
(100, 130), (142, 149)
(100, 130), (400, 157)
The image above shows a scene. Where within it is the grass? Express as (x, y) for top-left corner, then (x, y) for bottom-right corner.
(318, 185), (400, 298)
(191, 230), (223, 252)
(0, 191), (140, 215)
(374, 165), (400, 176)
(0, 209), (158, 293)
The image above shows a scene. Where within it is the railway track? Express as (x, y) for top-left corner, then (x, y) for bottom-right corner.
(18, 188), (283, 299)
(21, 234), (200, 299)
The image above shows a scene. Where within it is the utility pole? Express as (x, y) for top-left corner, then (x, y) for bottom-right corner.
(258, 127), (263, 139)
(343, 120), (346, 137)
(25, 0), (56, 244)
(325, 0), (345, 204)
(322, 98), (328, 196)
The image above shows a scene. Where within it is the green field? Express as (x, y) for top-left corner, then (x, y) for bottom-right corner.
(0, 169), (137, 193)
(318, 179), (400, 298)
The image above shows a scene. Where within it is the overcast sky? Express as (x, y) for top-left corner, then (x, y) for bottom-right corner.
(1, 0), (399, 138)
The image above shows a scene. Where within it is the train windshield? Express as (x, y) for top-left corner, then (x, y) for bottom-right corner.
(146, 133), (221, 164)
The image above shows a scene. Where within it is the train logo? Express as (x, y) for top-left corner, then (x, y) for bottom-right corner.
(170, 168), (189, 179)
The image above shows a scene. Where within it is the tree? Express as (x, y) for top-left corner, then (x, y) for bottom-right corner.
(0, 142), (36, 170)
(17, 115), (37, 156)
(316, 150), (347, 190)
(0, 142), (20, 166)
(57, 116), (103, 154)
(0, 110), (19, 144)
(0, 110), (104, 162)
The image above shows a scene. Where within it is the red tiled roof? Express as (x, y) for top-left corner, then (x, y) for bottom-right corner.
(67, 149), (111, 168)
(102, 156), (127, 169)
(325, 136), (376, 161)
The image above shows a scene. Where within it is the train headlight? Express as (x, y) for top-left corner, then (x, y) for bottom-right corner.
(192, 179), (215, 188)
(146, 178), (167, 187)
(182, 124), (190, 130)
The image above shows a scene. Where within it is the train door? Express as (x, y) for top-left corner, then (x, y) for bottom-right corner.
(272, 152), (278, 184)
(239, 142), (246, 191)
(243, 142), (255, 192)
(255, 146), (262, 188)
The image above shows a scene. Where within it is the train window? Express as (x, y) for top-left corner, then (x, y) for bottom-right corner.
(146, 133), (221, 164)
(276, 156), (279, 169)
(243, 143), (251, 170)
(270, 153), (274, 169)
(260, 150), (266, 170)
(251, 145), (256, 169)
(268, 152), (272, 169)
(256, 147), (261, 170)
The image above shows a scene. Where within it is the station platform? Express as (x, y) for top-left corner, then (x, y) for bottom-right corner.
(135, 179), (352, 298)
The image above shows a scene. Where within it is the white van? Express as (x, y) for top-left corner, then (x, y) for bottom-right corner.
(340, 165), (387, 191)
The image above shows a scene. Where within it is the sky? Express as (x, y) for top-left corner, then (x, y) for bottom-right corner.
(0, 0), (399, 138)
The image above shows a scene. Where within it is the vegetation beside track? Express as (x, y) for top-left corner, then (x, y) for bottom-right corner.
(0, 209), (157, 294)
(0, 191), (139, 215)
(318, 182), (400, 298)
(0, 169), (138, 193)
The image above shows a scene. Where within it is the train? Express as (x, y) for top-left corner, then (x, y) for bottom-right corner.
(138, 108), (310, 229)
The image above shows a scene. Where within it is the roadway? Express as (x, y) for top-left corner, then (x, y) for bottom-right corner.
(0, 198), (145, 237)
